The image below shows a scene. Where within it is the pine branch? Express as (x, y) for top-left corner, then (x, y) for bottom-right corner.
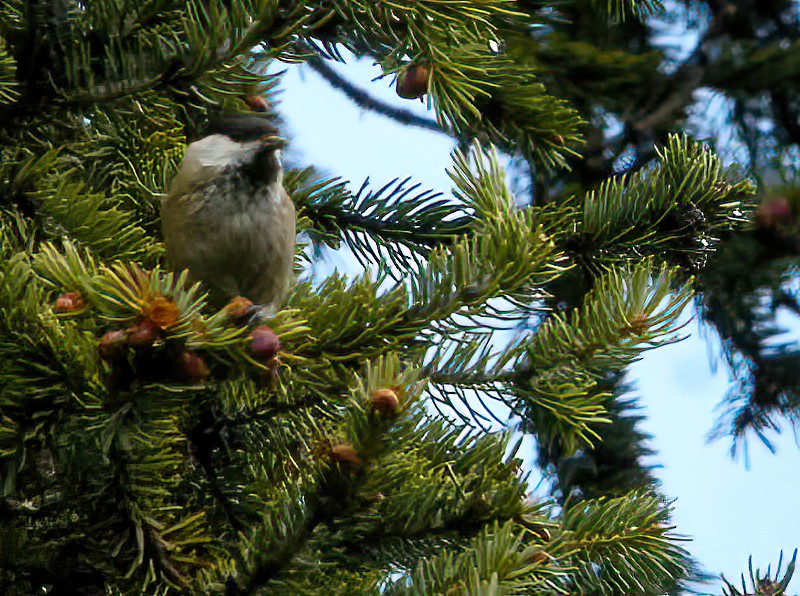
(237, 498), (327, 595)
(537, 378), (658, 503)
(69, 99), (188, 225)
(385, 521), (557, 595)
(315, 1), (584, 169)
(289, 145), (562, 372)
(98, 407), (211, 589)
(553, 490), (695, 594)
(594, 0), (664, 21)
(722, 550), (797, 596)
(525, 262), (691, 375)
(547, 134), (755, 272)
(0, 37), (20, 106)
(386, 485), (694, 596)
(288, 168), (473, 275)
(216, 356), (419, 592)
(12, 150), (161, 262)
(420, 260), (691, 451)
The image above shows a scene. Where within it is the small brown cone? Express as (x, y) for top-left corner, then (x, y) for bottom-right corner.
(249, 326), (281, 360)
(331, 443), (362, 466)
(396, 63), (431, 99)
(127, 319), (162, 347)
(99, 330), (128, 361)
(173, 350), (210, 383)
(53, 291), (84, 314)
(223, 296), (254, 322)
(369, 388), (400, 416)
(756, 197), (793, 229)
(243, 94), (269, 112)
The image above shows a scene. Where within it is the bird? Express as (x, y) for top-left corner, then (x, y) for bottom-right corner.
(161, 113), (296, 315)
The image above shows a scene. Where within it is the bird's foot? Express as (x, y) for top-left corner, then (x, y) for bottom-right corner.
(245, 304), (276, 327)
(221, 296), (276, 327)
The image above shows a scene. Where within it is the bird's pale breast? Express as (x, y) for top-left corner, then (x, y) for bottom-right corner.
(162, 168), (295, 311)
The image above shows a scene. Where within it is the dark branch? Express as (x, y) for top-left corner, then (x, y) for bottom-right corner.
(239, 506), (326, 595)
(305, 56), (450, 136)
(301, 203), (472, 247)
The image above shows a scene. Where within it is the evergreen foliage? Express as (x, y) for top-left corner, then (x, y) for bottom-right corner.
(0, 0), (772, 594)
(504, 0), (800, 500)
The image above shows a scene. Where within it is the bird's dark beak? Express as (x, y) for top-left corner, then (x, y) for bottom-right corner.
(258, 134), (287, 151)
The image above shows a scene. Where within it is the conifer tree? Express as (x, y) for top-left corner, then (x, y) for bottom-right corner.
(0, 1), (765, 593)
(503, 0), (800, 464)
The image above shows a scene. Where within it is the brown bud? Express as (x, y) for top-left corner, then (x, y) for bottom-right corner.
(396, 63), (431, 99)
(173, 350), (210, 383)
(756, 197), (793, 229)
(249, 325), (281, 360)
(527, 551), (551, 565)
(369, 388), (400, 416)
(243, 94), (268, 112)
(53, 291), (84, 314)
(127, 319), (162, 347)
(99, 330), (128, 361)
(223, 296), (254, 322)
(331, 443), (362, 466)
(146, 296), (180, 330)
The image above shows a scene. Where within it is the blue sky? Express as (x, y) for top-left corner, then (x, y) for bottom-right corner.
(273, 55), (800, 593)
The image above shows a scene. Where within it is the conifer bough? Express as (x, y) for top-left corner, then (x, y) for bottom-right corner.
(0, 0), (762, 594)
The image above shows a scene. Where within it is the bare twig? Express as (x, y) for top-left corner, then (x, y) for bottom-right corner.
(305, 56), (451, 136)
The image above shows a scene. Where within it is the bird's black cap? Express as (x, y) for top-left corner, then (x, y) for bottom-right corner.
(203, 114), (283, 144)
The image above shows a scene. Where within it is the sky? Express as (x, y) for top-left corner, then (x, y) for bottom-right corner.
(272, 55), (800, 594)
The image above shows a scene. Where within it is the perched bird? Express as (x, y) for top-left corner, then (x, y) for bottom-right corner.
(161, 114), (296, 314)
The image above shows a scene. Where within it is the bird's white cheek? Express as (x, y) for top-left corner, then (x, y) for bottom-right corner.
(169, 135), (261, 196)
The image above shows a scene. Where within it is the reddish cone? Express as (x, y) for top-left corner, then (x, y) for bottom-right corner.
(249, 326), (281, 360)
(127, 319), (162, 347)
(53, 292), (84, 314)
(396, 63), (431, 99)
(173, 351), (210, 383)
(99, 330), (128, 361)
